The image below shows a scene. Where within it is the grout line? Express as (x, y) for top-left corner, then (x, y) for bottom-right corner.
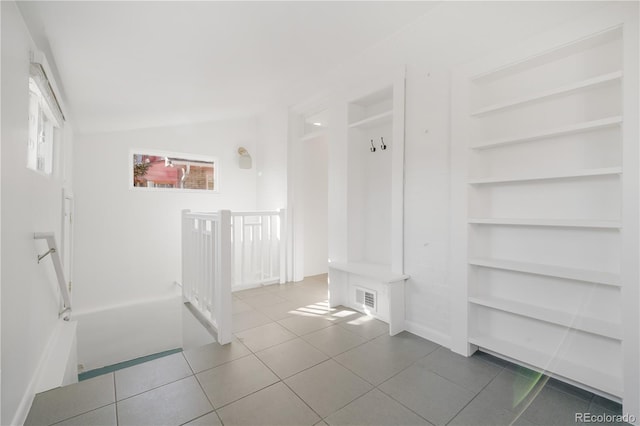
(328, 341), (445, 424)
(211, 380), (283, 412)
(113, 373), (119, 426)
(181, 351), (197, 376)
(442, 364), (511, 425)
(281, 376), (324, 420)
(116, 373), (196, 403)
(177, 409), (217, 426)
(47, 402), (115, 426)
(192, 372), (217, 417)
(374, 385), (435, 426)
(251, 347), (325, 420)
(190, 352), (254, 376)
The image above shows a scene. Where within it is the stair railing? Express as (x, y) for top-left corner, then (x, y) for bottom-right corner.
(181, 210), (233, 344)
(181, 209), (286, 344)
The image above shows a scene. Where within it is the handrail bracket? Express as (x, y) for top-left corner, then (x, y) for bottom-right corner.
(38, 247), (56, 264)
(58, 306), (71, 320)
(34, 232), (72, 319)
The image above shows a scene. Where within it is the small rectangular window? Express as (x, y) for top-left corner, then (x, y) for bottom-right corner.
(131, 150), (218, 192)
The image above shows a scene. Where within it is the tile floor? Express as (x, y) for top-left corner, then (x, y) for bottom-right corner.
(26, 274), (626, 426)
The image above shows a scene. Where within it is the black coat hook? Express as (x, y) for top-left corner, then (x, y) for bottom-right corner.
(370, 139), (376, 152)
(380, 137), (387, 150)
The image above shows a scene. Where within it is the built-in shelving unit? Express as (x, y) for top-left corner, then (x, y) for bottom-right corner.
(470, 116), (623, 150)
(328, 73), (407, 336)
(468, 166), (621, 185)
(468, 296), (622, 339)
(470, 71), (623, 116)
(468, 258), (621, 286)
(348, 110), (393, 129)
(451, 19), (636, 399)
(467, 334), (622, 397)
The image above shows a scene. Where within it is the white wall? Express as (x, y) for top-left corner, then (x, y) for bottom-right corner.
(302, 134), (328, 277)
(72, 118), (258, 368)
(1, 2), (75, 423)
(256, 107), (288, 211)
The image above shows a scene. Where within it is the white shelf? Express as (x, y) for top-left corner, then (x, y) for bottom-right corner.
(348, 110), (393, 129)
(468, 257), (620, 287)
(468, 218), (621, 229)
(468, 334), (622, 397)
(469, 296), (622, 340)
(329, 261), (409, 283)
(470, 116), (623, 150)
(468, 167), (621, 185)
(299, 130), (326, 142)
(471, 71), (623, 116)
(469, 27), (622, 83)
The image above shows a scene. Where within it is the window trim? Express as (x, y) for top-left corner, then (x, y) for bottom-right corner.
(128, 149), (220, 193)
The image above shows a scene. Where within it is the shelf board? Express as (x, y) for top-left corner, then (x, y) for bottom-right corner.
(328, 261), (409, 283)
(470, 116), (623, 150)
(468, 334), (622, 397)
(468, 258), (620, 287)
(468, 218), (621, 229)
(469, 296), (622, 340)
(468, 167), (621, 185)
(348, 110), (393, 129)
(471, 71), (623, 117)
(299, 129), (326, 142)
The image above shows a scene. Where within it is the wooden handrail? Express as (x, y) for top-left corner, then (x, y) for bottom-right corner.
(34, 232), (71, 319)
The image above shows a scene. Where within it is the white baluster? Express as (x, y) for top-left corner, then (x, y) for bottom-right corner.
(216, 210), (233, 344)
(279, 209), (286, 284)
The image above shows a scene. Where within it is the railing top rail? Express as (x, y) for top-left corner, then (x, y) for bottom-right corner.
(34, 231), (55, 240)
(184, 212), (219, 220)
(183, 209), (284, 221)
(230, 210), (282, 217)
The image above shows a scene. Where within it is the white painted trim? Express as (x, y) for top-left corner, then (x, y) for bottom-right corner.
(620, 2), (640, 421)
(71, 292), (180, 318)
(30, 49), (67, 120)
(390, 66), (406, 275)
(449, 66), (472, 356)
(405, 320), (452, 349)
(61, 189), (74, 306)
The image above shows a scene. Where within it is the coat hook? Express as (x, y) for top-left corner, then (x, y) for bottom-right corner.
(380, 137), (387, 150)
(370, 139), (376, 152)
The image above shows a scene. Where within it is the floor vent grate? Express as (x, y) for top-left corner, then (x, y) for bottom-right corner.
(355, 287), (377, 311)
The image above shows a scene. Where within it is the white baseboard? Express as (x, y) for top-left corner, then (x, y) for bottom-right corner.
(12, 319), (77, 426)
(232, 280), (279, 292)
(13, 377), (36, 426)
(404, 320), (452, 348)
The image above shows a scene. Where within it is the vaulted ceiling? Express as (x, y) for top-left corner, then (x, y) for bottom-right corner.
(18, 1), (436, 133)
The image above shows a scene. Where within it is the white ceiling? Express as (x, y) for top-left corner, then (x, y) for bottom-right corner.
(18, 1), (436, 133)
